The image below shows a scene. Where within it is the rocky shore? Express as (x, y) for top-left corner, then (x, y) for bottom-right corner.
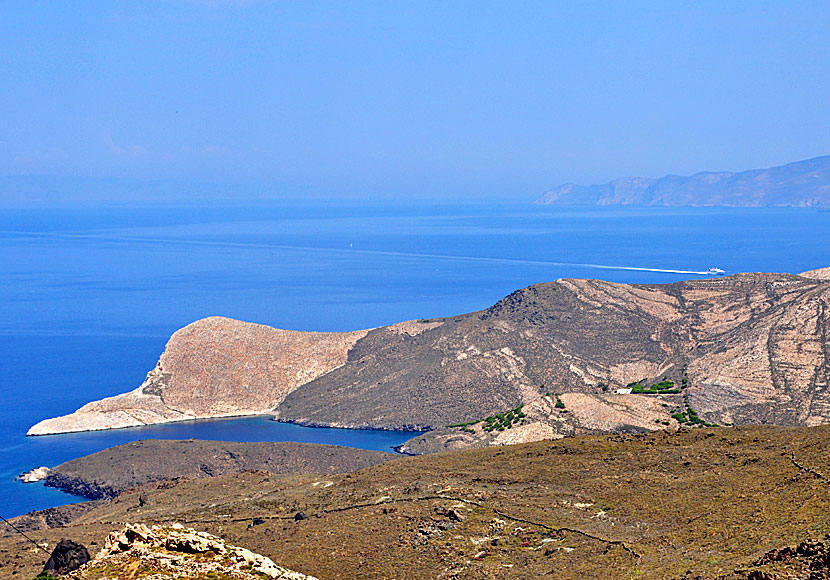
(28, 268), (830, 451)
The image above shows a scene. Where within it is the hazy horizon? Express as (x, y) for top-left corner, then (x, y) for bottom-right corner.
(2, 2), (829, 205)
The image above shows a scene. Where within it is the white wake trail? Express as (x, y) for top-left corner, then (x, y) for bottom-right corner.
(1, 230), (716, 276)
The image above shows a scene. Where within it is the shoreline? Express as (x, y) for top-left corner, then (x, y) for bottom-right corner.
(26, 410), (274, 437)
(272, 415), (432, 435)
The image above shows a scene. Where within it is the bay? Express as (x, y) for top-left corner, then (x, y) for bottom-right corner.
(1, 202), (828, 517)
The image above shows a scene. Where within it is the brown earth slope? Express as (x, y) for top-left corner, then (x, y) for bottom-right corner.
(42, 440), (395, 500)
(4, 425), (830, 579)
(29, 269), (830, 445)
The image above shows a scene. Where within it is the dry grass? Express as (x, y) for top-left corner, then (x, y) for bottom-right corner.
(4, 425), (830, 579)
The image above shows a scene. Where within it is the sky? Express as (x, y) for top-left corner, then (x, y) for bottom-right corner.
(1, 1), (829, 203)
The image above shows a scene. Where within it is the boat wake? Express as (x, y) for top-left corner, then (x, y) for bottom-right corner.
(2, 230), (723, 277)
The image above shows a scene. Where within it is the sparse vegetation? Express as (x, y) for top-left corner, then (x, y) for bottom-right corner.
(482, 405), (526, 432)
(448, 420), (481, 433)
(631, 380), (680, 394)
(672, 394), (718, 428)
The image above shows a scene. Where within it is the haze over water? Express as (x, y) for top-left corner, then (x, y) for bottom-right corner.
(1, 202), (829, 517)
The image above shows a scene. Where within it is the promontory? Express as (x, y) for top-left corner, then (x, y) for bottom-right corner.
(29, 267), (830, 452)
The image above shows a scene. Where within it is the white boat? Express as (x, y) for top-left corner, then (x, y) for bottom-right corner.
(707, 267), (726, 275)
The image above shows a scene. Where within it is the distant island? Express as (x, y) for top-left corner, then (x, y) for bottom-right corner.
(536, 154), (830, 208)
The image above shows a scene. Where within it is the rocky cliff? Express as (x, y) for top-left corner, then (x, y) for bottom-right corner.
(28, 316), (368, 435)
(536, 154), (830, 207)
(29, 269), (830, 447)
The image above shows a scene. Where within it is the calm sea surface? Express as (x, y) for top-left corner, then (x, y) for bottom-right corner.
(1, 202), (829, 517)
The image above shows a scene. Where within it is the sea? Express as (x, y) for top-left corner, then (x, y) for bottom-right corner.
(1, 202), (829, 518)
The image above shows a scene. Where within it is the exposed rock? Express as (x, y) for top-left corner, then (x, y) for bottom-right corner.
(491, 421), (559, 446)
(28, 270), (830, 447)
(2, 502), (103, 535)
(398, 393), (672, 454)
(16, 467), (49, 483)
(800, 266), (830, 280)
(726, 534), (830, 579)
(42, 538), (90, 576)
(28, 316), (368, 435)
(281, 270), (830, 433)
(75, 523), (316, 579)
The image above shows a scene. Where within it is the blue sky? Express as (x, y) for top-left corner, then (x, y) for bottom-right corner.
(1, 1), (829, 202)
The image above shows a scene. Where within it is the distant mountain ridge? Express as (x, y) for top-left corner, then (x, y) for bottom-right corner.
(536, 155), (830, 207)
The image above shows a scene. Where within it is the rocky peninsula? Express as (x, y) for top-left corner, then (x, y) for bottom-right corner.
(28, 316), (368, 435)
(42, 439), (394, 500)
(29, 267), (830, 452)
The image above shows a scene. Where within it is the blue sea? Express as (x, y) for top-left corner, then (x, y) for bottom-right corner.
(1, 202), (829, 517)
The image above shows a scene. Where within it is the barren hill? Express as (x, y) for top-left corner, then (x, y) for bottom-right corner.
(29, 269), (830, 449)
(5, 425), (830, 579)
(43, 440), (394, 500)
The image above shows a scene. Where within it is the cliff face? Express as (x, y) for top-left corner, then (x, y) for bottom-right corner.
(29, 270), (830, 442)
(536, 154), (830, 207)
(28, 317), (368, 435)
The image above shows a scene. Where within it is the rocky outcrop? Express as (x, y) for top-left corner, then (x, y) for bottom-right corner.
(728, 535), (830, 579)
(800, 266), (830, 280)
(397, 392), (677, 454)
(28, 316), (368, 435)
(16, 466), (49, 483)
(28, 269), (830, 444)
(70, 523), (316, 579)
(2, 502), (103, 535)
(42, 538), (90, 576)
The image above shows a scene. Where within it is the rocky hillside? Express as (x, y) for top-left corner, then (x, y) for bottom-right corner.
(280, 267), (830, 435)
(536, 154), (830, 207)
(29, 268), (830, 449)
(43, 440), (394, 499)
(28, 316), (368, 435)
(4, 425), (830, 579)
